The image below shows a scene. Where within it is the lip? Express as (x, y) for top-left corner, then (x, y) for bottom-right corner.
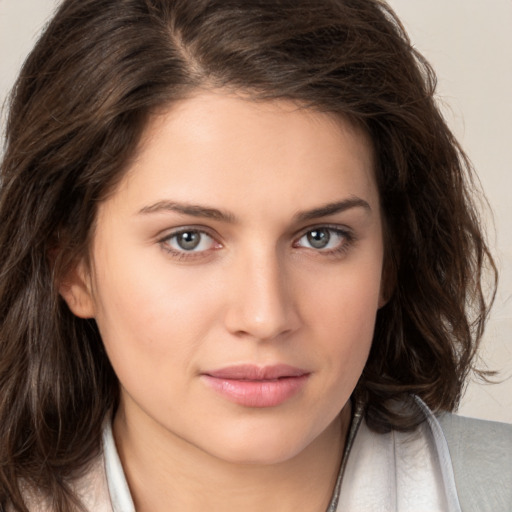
(201, 364), (310, 408)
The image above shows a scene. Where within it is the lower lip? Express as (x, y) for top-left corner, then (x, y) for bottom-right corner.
(201, 374), (309, 407)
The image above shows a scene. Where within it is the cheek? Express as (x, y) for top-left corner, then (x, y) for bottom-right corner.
(90, 247), (223, 378)
(300, 253), (383, 374)
(304, 254), (383, 327)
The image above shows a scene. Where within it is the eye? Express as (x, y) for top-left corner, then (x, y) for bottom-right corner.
(161, 229), (218, 253)
(295, 227), (349, 251)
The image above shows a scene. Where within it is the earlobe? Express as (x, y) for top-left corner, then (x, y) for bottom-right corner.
(378, 288), (391, 309)
(59, 261), (96, 319)
(378, 274), (396, 309)
(378, 253), (397, 309)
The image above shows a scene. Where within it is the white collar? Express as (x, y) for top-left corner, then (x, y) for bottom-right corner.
(102, 420), (136, 512)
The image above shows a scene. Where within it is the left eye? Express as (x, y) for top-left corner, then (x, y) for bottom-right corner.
(163, 230), (217, 253)
(296, 228), (347, 250)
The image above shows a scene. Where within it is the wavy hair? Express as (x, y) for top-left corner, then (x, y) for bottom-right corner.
(0, 0), (496, 509)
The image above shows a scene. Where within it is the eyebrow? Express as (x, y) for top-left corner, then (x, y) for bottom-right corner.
(138, 201), (236, 222)
(294, 197), (371, 222)
(138, 196), (371, 223)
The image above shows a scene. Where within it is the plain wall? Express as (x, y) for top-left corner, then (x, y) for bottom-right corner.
(1, 0), (511, 423)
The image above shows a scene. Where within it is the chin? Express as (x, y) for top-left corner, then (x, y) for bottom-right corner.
(197, 420), (323, 466)
(210, 441), (305, 466)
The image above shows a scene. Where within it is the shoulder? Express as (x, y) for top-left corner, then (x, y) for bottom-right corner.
(437, 412), (512, 511)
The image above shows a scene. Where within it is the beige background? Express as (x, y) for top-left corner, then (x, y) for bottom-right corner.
(1, 0), (511, 423)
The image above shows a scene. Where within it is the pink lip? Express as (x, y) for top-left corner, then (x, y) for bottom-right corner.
(201, 364), (310, 408)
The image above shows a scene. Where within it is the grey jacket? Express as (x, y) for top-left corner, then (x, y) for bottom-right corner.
(439, 413), (512, 511)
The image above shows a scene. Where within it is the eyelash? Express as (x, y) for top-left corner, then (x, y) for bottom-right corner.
(158, 228), (220, 260)
(158, 225), (355, 260)
(293, 225), (355, 257)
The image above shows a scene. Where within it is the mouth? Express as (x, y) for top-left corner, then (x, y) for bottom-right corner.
(201, 364), (310, 408)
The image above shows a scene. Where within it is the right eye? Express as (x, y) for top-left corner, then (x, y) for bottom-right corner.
(160, 229), (219, 254)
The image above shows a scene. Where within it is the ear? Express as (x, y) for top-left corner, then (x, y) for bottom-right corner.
(59, 259), (96, 319)
(378, 286), (391, 309)
(378, 250), (397, 309)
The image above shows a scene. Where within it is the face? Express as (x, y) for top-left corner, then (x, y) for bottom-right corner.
(63, 91), (385, 465)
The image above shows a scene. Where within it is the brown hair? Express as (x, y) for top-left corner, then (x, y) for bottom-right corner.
(0, 0), (496, 509)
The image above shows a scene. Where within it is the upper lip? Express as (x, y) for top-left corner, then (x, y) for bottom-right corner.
(203, 364), (309, 380)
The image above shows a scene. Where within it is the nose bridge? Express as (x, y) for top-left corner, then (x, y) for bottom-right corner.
(224, 243), (298, 341)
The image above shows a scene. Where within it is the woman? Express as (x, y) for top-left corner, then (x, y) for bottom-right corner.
(0, 0), (510, 511)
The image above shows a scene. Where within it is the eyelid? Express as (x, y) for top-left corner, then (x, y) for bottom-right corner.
(292, 224), (356, 254)
(157, 225), (219, 241)
(156, 223), (355, 260)
(157, 226), (223, 257)
(293, 223), (353, 241)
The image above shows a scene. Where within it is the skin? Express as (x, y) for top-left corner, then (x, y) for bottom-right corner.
(62, 91), (385, 512)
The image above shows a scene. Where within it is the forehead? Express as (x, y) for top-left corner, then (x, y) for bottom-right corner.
(107, 91), (378, 220)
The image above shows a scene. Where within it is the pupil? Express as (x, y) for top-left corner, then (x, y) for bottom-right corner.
(177, 232), (200, 250)
(307, 229), (330, 249)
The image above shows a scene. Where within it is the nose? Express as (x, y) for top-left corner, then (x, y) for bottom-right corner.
(223, 248), (301, 341)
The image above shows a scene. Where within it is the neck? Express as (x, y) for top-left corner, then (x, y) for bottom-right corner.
(113, 404), (352, 512)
